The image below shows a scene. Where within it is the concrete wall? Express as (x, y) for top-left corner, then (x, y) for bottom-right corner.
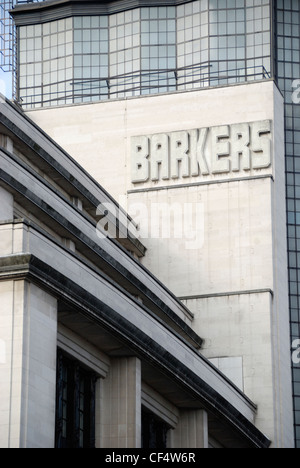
(27, 82), (278, 204)
(100, 357), (142, 448)
(169, 410), (208, 449)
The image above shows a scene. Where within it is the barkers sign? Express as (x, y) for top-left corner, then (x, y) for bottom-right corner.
(131, 120), (272, 184)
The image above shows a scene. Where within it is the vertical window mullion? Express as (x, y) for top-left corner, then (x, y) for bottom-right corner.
(72, 363), (81, 449)
(87, 375), (96, 449)
(55, 350), (64, 449)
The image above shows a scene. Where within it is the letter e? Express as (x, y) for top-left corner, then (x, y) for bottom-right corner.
(211, 126), (230, 174)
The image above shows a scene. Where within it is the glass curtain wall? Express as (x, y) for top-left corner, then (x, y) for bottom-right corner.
(17, 0), (272, 108)
(19, 18), (73, 106)
(275, 0), (300, 448)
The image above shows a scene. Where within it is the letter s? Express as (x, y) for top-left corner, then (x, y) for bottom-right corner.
(251, 120), (272, 170)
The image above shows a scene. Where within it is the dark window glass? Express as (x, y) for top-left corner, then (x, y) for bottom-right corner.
(55, 350), (96, 449)
(142, 410), (169, 449)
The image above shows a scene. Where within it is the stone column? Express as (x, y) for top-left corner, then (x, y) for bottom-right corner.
(0, 281), (57, 448)
(169, 409), (208, 448)
(0, 135), (13, 153)
(100, 357), (142, 448)
(0, 186), (13, 221)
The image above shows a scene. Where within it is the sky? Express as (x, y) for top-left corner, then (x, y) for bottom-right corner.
(0, 69), (13, 99)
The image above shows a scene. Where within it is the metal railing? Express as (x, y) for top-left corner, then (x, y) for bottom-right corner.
(20, 63), (271, 109)
(15, 1), (46, 3)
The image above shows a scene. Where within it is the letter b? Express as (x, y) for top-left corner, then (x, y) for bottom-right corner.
(131, 136), (150, 184)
